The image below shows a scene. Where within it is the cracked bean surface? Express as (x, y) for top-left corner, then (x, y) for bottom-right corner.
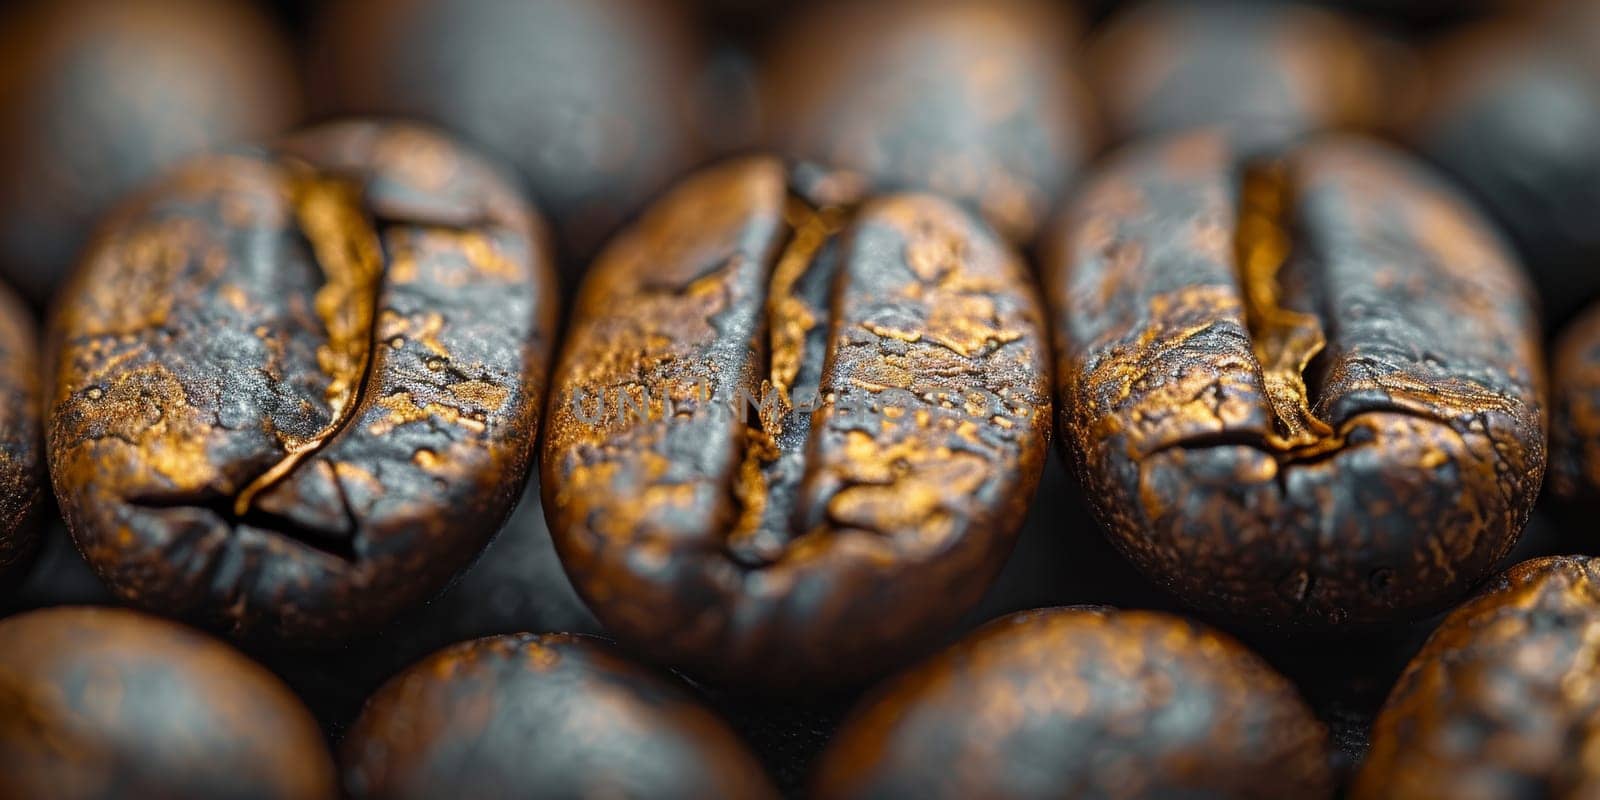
(1354, 555), (1600, 800)
(341, 633), (777, 800)
(1045, 130), (1545, 629)
(0, 606), (336, 800)
(47, 120), (557, 645)
(542, 157), (1052, 690)
(812, 606), (1332, 799)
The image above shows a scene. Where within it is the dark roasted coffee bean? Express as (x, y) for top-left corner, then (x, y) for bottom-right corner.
(1045, 130), (1545, 629)
(1089, 1), (1406, 147)
(310, 0), (705, 272)
(1553, 305), (1600, 506)
(0, 606), (336, 799)
(543, 157), (1052, 690)
(0, 0), (299, 305)
(812, 606), (1332, 799)
(47, 121), (557, 645)
(1354, 555), (1600, 799)
(0, 284), (40, 586)
(1410, 13), (1600, 328)
(762, 0), (1098, 244)
(341, 633), (778, 800)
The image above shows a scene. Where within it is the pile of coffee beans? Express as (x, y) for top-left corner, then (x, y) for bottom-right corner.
(1, 0), (1597, 797)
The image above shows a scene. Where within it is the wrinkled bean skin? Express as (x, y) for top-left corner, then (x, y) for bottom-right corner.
(543, 157), (1052, 690)
(0, 606), (336, 800)
(1553, 305), (1600, 506)
(0, 285), (40, 586)
(47, 121), (557, 645)
(1089, 1), (1403, 147)
(1411, 20), (1600, 329)
(1354, 556), (1600, 800)
(0, 0), (300, 305)
(1046, 131), (1545, 629)
(341, 633), (778, 800)
(311, 0), (705, 271)
(762, 0), (1098, 244)
(812, 607), (1332, 800)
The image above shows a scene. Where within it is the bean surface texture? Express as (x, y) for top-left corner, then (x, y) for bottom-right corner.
(543, 157), (1051, 689)
(48, 121), (557, 644)
(1047, 131), (1545, 628)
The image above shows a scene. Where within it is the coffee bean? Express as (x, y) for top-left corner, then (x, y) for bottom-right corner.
(762, 0), (1098, 244)
(1088, 0), (1406, 147)
(0, 0), (300, 305)
(1354, 555), (1600, 799)
(309, 0), (707, 271)
(0, 606), (336, 800)
(0, 283), (40, 585)
(1044, 130), (1545, 628)
(47, 121), (557, 645)
(812, 606), (1333, 799)
(340, 633), (778, 800)
(542, 157), (1052, 690)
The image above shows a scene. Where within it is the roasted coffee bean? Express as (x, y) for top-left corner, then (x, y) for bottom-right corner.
(341, 633), (778, 800)
(1353, 555), (1600, 799)
(0, 0), (299, 305)
(47, 121), (557, 645)
(543, 157), (1052, 690)
(0, 284), (40, 587)
(1553, 305), (1600, 506)
(762, 0), (1098, 244)
(1045, 131), (1545, 628)
(1089, 1), (1405, 147)
(0, 606), (336, 800)
(1410, 13), (1600, 328)
(311, 0), (705, 271)
(812, 607), (1332, 799)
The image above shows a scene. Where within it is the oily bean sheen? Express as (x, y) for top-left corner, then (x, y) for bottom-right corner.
(812, 607), (1332, 800)
(47, 121), (557, 645)
(762, 0), (1097, 244)
(1552, 305), (1600, 505)
(1088, 0), (1402, 147)
(341, 633), (778, 800)
(0, 0), (300, 305)
(0, 606), (336, 800)
(1046, 131), (1545, 628)
(1354, 556), (1600, 800)
(0, 283), (40, 585)
(543, 157), (1052, 690)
